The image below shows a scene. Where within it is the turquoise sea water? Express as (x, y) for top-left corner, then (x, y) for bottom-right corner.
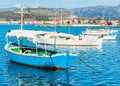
(0, 24), (120, 86)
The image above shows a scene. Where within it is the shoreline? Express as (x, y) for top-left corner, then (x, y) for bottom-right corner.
(35, 24), (120, 28)
(0, 23), (120, 28)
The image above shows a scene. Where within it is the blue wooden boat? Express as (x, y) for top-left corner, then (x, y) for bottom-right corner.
(4, 5), (76, 69)
(4, 30), (77, 69)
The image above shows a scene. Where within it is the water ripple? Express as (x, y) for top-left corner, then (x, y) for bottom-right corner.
(0, 25), (120, 86)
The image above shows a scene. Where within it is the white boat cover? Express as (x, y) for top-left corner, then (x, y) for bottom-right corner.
(6, 30), (75, 44)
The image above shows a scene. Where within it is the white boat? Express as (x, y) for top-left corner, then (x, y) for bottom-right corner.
(82, 29), (118, 40)
(38, 32), (103, 46)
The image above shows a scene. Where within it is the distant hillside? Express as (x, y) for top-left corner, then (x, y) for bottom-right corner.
(0, 5), (120, 21)
(72, 5), (120, 20)
(0, 7), (75, 21)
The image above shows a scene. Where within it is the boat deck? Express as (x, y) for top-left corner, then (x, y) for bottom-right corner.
(10, 45), (62, 56)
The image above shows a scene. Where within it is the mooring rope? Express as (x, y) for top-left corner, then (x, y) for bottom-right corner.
(77, 56), (102, 73)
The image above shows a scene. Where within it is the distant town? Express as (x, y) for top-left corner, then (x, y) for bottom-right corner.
(0, 15), (119, 27)
(0, 5), (120, 27)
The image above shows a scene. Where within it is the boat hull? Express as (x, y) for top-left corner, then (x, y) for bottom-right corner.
(82, 30), (118, 40)
(5, 47), (76, 69)
(43, 36), (103, 46)
(103, 35), (116, 40)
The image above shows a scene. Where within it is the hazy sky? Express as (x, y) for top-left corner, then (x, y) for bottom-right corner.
(0, 0), (120, 8)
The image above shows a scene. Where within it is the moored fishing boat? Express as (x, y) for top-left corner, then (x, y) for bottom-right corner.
(4, 5), (76, 69)
(5, 30), (77, 69)
(38, 32), (103, 46)
(82, 29), (118, 40)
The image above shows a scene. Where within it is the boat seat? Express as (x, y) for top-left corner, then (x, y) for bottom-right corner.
(11, 47), (21, 53)
(39, 51), (51, 56)
(24, 50), (35, 54)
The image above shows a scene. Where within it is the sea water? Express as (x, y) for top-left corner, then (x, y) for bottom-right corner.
(0, 24), (120, 86)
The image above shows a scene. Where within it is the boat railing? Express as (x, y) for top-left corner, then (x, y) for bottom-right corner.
(8, 43), (62, 56)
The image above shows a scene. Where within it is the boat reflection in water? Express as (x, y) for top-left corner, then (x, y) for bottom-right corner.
(43, 45), (103, 54)
(6, 62), (72, 86)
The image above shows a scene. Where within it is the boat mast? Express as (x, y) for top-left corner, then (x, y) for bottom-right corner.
(60, 9), (63, 25)
(54, 9), (57, 51)
(20, 4), (24, 30)
(102, 11), (105, 20)
(19, 4), (24, 53)
(109, 13), (110, 22)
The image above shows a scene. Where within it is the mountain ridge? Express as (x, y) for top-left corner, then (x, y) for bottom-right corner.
(0, 5), (120, 21)
(72, 5), (120, 19)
